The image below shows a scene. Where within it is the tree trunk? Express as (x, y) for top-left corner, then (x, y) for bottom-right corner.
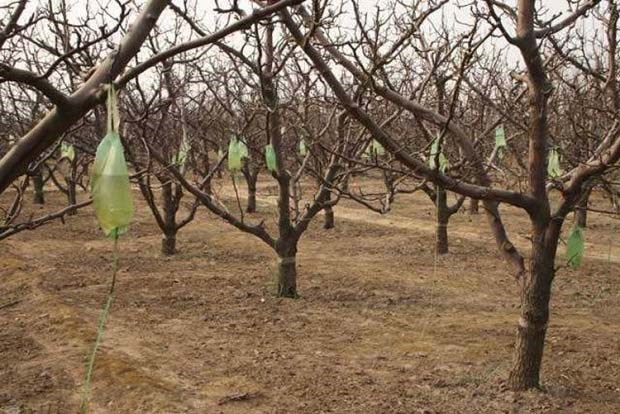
(161, 182), (178, 256)
(469, 198), (479, 215)
(575, 187), (591, 228)
(67, 178), (77, 216)
(323, 192), (335, 229)
(276, 239), (298, 298)
(435, 186), (449, 255)
(436, 220), (449, 255)
(507, 0), (557, 389)
(247, 184), (257, 213)
(243, 166), (258, 213)
(508, 224), (557, 390)
(323, 206), (335, 229)
(276, 255), (297, 298)
(32, 168), (45, 204)
(161, 233), (177, 256)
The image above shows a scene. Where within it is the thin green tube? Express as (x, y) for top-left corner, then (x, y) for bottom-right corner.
(80, 232), (119, 413)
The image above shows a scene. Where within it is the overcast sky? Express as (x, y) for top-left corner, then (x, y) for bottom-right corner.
(1, 0), (605, 84)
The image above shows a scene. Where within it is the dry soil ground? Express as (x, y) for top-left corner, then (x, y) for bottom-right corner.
(1, 179), (619, 413)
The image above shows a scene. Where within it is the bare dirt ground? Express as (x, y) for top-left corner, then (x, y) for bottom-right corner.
(1, 179), (619, 413)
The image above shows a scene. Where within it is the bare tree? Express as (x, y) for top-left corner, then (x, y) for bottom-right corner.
(281, 0), (616, 390)
(0, 0), (303, 195)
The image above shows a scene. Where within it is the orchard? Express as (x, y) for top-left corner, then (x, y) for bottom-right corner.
(1, 1), (619, 412)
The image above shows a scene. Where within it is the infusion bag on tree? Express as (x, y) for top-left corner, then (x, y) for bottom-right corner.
(90, 85), (134, 238)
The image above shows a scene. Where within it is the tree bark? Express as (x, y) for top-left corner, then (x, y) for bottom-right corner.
(246, 181), (257, 213)
(161, 233), (177, 256)
(161, 181), (178, 256)
(508, 222), (558, 390)
(32, 168), (45, 204)
(275, 237), (298, 298)
(66, 177), (77, 216)
(276, 255), (298, 298)
(575, 187), (591, 228)
(436, 221), (449, 255)
(506, 0), (557, 390)
(435, 186), (449, 254)
(323, 192), (335, 229)
(243, 165), (259, 213)
(323, 206), (335, 229)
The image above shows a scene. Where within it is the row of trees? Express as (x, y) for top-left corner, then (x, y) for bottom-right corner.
(1, 0), (619, 392)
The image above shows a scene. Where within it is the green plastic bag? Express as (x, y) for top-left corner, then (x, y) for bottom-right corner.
(548, 148), (562, 178)
(265, 144), (277, 172)
(373, 139), (385, 155)
(228, 139), (242, 171)
(61, 142), (76, 161)
(495, 126), (506, 160)
(173, 126), (190, 170)
(90, 85), (134, 238)
(429, 137), (449, 172)
(299, 139), (307, 156)
(565, 225), (585, 268)
(361, 140), (383, 159)
(495, 126), (506, 147)
(372, 139), (385, 156)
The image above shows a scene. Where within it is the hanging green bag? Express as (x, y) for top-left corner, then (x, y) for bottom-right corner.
(495, 126), (506, 160)
(429, 137), (449, 172)
(61, 142), (76, 161)
(548, 148), (562, 178)
(265, 144), (277, 172)
(228, 139), (242, 171)
(495, 126), (506, 147)
(565, 225), (585, 268)
(238, 139), (249, 159)
(372, 139), (385, 156)
(90, 85), (134, 238)
(173, 126), (190, 169)
(299, 139), (307, 156)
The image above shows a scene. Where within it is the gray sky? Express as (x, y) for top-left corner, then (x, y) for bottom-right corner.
(1, 0), (605, 86)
